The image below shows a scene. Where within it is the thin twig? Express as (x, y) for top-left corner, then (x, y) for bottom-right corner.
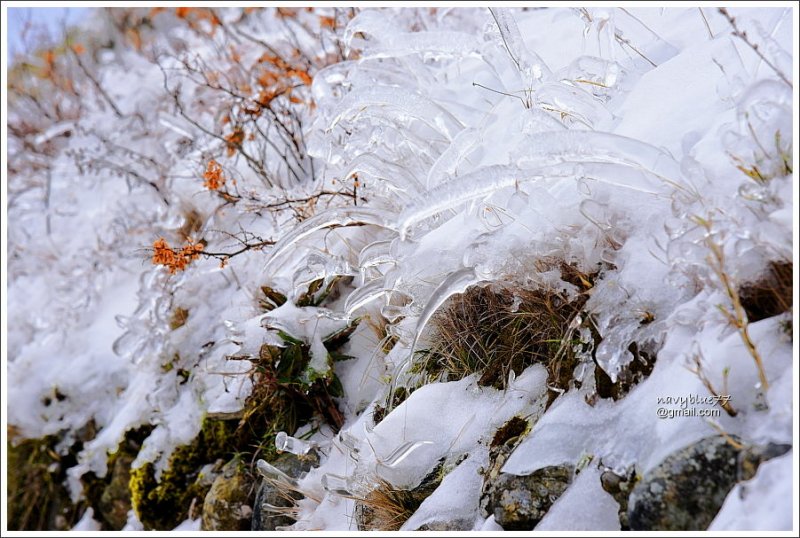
(718, 8), (791, 88)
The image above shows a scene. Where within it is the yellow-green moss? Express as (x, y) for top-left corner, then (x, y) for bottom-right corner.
(129, 418), (239, 530)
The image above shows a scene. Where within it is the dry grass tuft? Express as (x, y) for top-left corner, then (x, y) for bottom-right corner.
(354, 480), (420, 531)
(419, 263), (594, 404)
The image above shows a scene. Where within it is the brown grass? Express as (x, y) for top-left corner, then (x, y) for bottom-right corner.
(354, 480), (421, 531)
(419, 263), (594, 405)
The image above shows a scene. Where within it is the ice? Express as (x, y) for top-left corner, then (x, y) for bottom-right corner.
(347, 10), (484, 60)
(425, 127), (481, 188)
(328, 86), (465, 140)
(391, 266), (481, 395)
(489, 7), (552, 81)
(263, 206), (397, 272)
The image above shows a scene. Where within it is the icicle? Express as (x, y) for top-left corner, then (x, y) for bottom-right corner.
(425, 128), (481, 189)
(344, 153), (425, 197)
(336, 430), (361, 463)
(321, 473), (356, 497)
(347, 10), (481, 59)
(256, 460), (299, 488)
(489, 7), (552, 81)
(264, 207), (397, 273)
(328, 86), (465, 140)
(344, 279), (390, 318)
(358, 239), (395, 271)
(398, 164), (581, 238)
(514, 130), (685, 181)
(387, 267), (482, 404)
(275, 431), (317, 456)
(377, 440), (435, 469)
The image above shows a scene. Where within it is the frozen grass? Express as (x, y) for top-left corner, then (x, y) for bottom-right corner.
(420, 263), (594, 405)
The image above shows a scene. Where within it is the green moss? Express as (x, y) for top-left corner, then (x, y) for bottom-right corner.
(129, 418), (239, 530)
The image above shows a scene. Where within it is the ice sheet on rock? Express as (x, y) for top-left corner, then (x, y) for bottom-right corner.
(535, 464), (621, 531)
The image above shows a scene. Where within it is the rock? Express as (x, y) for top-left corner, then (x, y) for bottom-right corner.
(738, 442), (792, 481)
(251, 450), (320, 531)
(201, 460), (254, 531)
(482, 465), (574, 530)
(599, 466), (638, 530)
(97, 452), (136, 529)
(628, 436), (791, 530)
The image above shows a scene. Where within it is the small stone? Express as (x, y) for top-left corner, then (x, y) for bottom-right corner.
(482, 465), (574, 530)
(201, 460), (254, 531)
(600, 467), (637, 530)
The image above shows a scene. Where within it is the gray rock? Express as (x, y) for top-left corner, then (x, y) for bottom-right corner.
(628, 436), (791, 531)
(482, 465), (574, 530)
(251, 451), (320, 531)
(97, 452), (136, 529)
(201, 460), (253, 531)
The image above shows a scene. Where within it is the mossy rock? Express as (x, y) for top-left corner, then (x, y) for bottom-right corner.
(129, 419), (239, 530)
(202, 459), (255, 530)
(628, 436), (791, 531)
(482, 465), (574, 530)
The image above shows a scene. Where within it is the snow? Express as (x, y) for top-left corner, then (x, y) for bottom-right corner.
(3, 5), (795, 533)
(710, 451), (794, 531)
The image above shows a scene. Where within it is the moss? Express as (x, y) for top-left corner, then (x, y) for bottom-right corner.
(129, 418), (239, 530)
(131, 277), (360, 530)
(7, 425), (95, 531)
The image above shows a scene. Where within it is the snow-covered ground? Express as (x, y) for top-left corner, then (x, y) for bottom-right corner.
(3, 6), (797, 532)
